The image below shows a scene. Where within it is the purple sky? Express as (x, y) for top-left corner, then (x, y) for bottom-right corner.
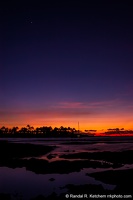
(1, 1), (133, 131)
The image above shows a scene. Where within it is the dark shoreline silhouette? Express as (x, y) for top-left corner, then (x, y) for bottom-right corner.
(0, 125), (83, 138)
(1, 125), (133, 138)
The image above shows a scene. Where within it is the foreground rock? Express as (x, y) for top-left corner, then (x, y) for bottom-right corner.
(0, 140), (55, 159)
(89, 169), (133, 194)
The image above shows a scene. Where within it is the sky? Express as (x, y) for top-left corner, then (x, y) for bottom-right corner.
(1, 0), (133, 133)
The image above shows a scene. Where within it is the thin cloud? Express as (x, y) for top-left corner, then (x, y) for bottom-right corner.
(0, 108), (95, 118)
(0, 99), (122, 120)
(56, 99), (121, 109)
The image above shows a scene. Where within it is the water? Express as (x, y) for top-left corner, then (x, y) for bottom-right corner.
(0, 167), (116, 200)
(0, 137), (133, 199)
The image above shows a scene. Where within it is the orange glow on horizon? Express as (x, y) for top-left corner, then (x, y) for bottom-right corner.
(1, 117), (133, 136)
(1, 102), (133, 135)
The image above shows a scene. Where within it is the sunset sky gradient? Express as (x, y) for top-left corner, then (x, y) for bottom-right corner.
(1, 1), (133, 133)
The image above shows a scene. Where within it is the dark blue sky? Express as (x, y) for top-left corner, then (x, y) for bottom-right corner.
(1, 0), (133, 131)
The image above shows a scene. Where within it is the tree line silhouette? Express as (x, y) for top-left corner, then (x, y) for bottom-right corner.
(0, 125), (82, 137)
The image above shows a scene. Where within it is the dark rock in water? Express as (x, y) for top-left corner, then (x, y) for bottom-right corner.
(49, 178), (55, 181)
(59, 150), (133, 165)
(89, 169), (133, 194)
(0, 193), (11, 200)
(47, 154), (57, 159)
(0, 140), (55, 159)
(64, 150), (70, 152)
(0, 156), (117, 174)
